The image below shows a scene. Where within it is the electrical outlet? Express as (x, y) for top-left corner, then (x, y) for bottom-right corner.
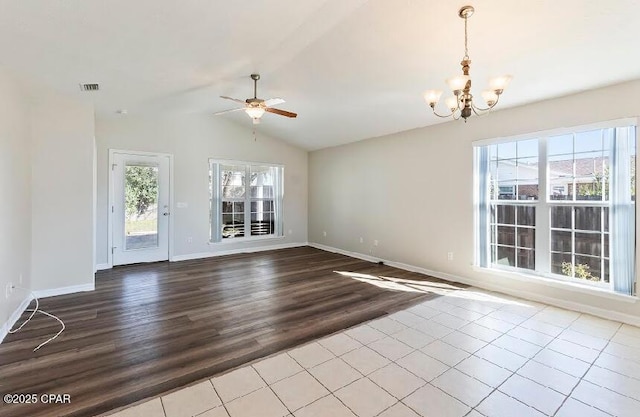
(288, 229), (293, 235)
(359, 237), (364, 243)
(447, 252), (454, 261)
(323, 231), (327, 237)
(374, 240), (379, 246)
(5, 282), (13, 299)
(186, 237), (193, 244)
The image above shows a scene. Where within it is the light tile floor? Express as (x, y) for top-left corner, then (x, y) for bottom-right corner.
(104, 287), (640, 417)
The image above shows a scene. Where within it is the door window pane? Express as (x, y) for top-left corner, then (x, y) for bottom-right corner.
(125, 164), (159, 250)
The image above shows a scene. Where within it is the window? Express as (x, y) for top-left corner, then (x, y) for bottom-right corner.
(475, 122), (637, 295)
(209, 160), (284, 242)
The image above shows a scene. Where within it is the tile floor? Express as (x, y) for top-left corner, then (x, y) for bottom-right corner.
(104, 287), (640, 417)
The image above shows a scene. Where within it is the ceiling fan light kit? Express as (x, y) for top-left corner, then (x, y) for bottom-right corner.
(215, 73), (297, 125)
(424, 5), (512, 122)
(245, 106), (265, 121)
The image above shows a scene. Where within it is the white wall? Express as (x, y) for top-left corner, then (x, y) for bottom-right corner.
(95, 114), (308, 265)
(0, 70), (32, 334)
(30, 92), (96, 292)
(309, 80), (640, 323)
(1, 70), (96, 341)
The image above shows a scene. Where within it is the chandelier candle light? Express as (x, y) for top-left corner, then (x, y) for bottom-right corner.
(424, 5), (512, 121)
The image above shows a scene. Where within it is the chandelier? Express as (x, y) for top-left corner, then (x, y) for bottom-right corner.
(424, 5), (512, 122)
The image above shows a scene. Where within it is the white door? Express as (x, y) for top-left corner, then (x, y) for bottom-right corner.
(112, 152), (170, 265)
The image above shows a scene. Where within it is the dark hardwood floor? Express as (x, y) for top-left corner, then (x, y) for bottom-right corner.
(0, 247), (465, 417)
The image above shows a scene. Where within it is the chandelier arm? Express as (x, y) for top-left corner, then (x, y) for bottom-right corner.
(471, 105), (485, 117)
(470, 93), (502, 113)
(431, 108), (456, 118)
(471, 103), (490, 113)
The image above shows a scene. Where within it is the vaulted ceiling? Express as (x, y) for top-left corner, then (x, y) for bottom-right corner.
(1, 0), (638, 150)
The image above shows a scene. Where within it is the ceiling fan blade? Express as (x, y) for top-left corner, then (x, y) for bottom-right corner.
(220, 95), (247, 104)
(214, 107), (246, 116)
(265, 107), (297, 118)
(264, 98), (285, 107)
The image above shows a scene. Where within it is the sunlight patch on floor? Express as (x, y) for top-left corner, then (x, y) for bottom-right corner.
(334, 271), (464, 296)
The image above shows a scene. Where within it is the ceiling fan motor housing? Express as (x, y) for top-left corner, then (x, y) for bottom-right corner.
(246, 98), (264, 105)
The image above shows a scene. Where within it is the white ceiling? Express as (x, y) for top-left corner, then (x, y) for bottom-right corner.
(1, 0), (639, 150)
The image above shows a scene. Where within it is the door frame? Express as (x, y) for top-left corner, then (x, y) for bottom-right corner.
(107, 149), (175, 268)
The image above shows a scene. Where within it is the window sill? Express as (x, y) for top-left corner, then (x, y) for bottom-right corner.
(208, 235), (286, 245)
(472, 266), (638, 304)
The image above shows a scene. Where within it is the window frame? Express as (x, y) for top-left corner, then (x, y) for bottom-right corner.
(475, 118), (638, 292)
(209, 159), (284, 244)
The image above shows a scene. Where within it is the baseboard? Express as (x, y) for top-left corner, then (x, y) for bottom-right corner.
(309, 242), (380, 263)
(308, 242), (640, 328)
(33, 282), (95, 299)
(0, 294), (34, 344)
(171, 241), (309, 262)
(96, 263), (111, 271)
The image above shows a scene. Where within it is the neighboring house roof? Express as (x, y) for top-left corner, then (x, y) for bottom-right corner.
(549, 157), (607, 179)
(492, 155), (638, 184)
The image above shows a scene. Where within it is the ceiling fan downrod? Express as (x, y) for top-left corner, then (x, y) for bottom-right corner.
(251, 73), (260, 99)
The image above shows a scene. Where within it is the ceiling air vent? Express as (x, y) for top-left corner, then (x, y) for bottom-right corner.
(79, 83), (100, 92)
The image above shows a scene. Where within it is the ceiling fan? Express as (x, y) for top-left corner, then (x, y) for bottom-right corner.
(214, 74), (297, 124)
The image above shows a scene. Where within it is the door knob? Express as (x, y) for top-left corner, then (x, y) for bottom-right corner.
(163, 212), (170, 216)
